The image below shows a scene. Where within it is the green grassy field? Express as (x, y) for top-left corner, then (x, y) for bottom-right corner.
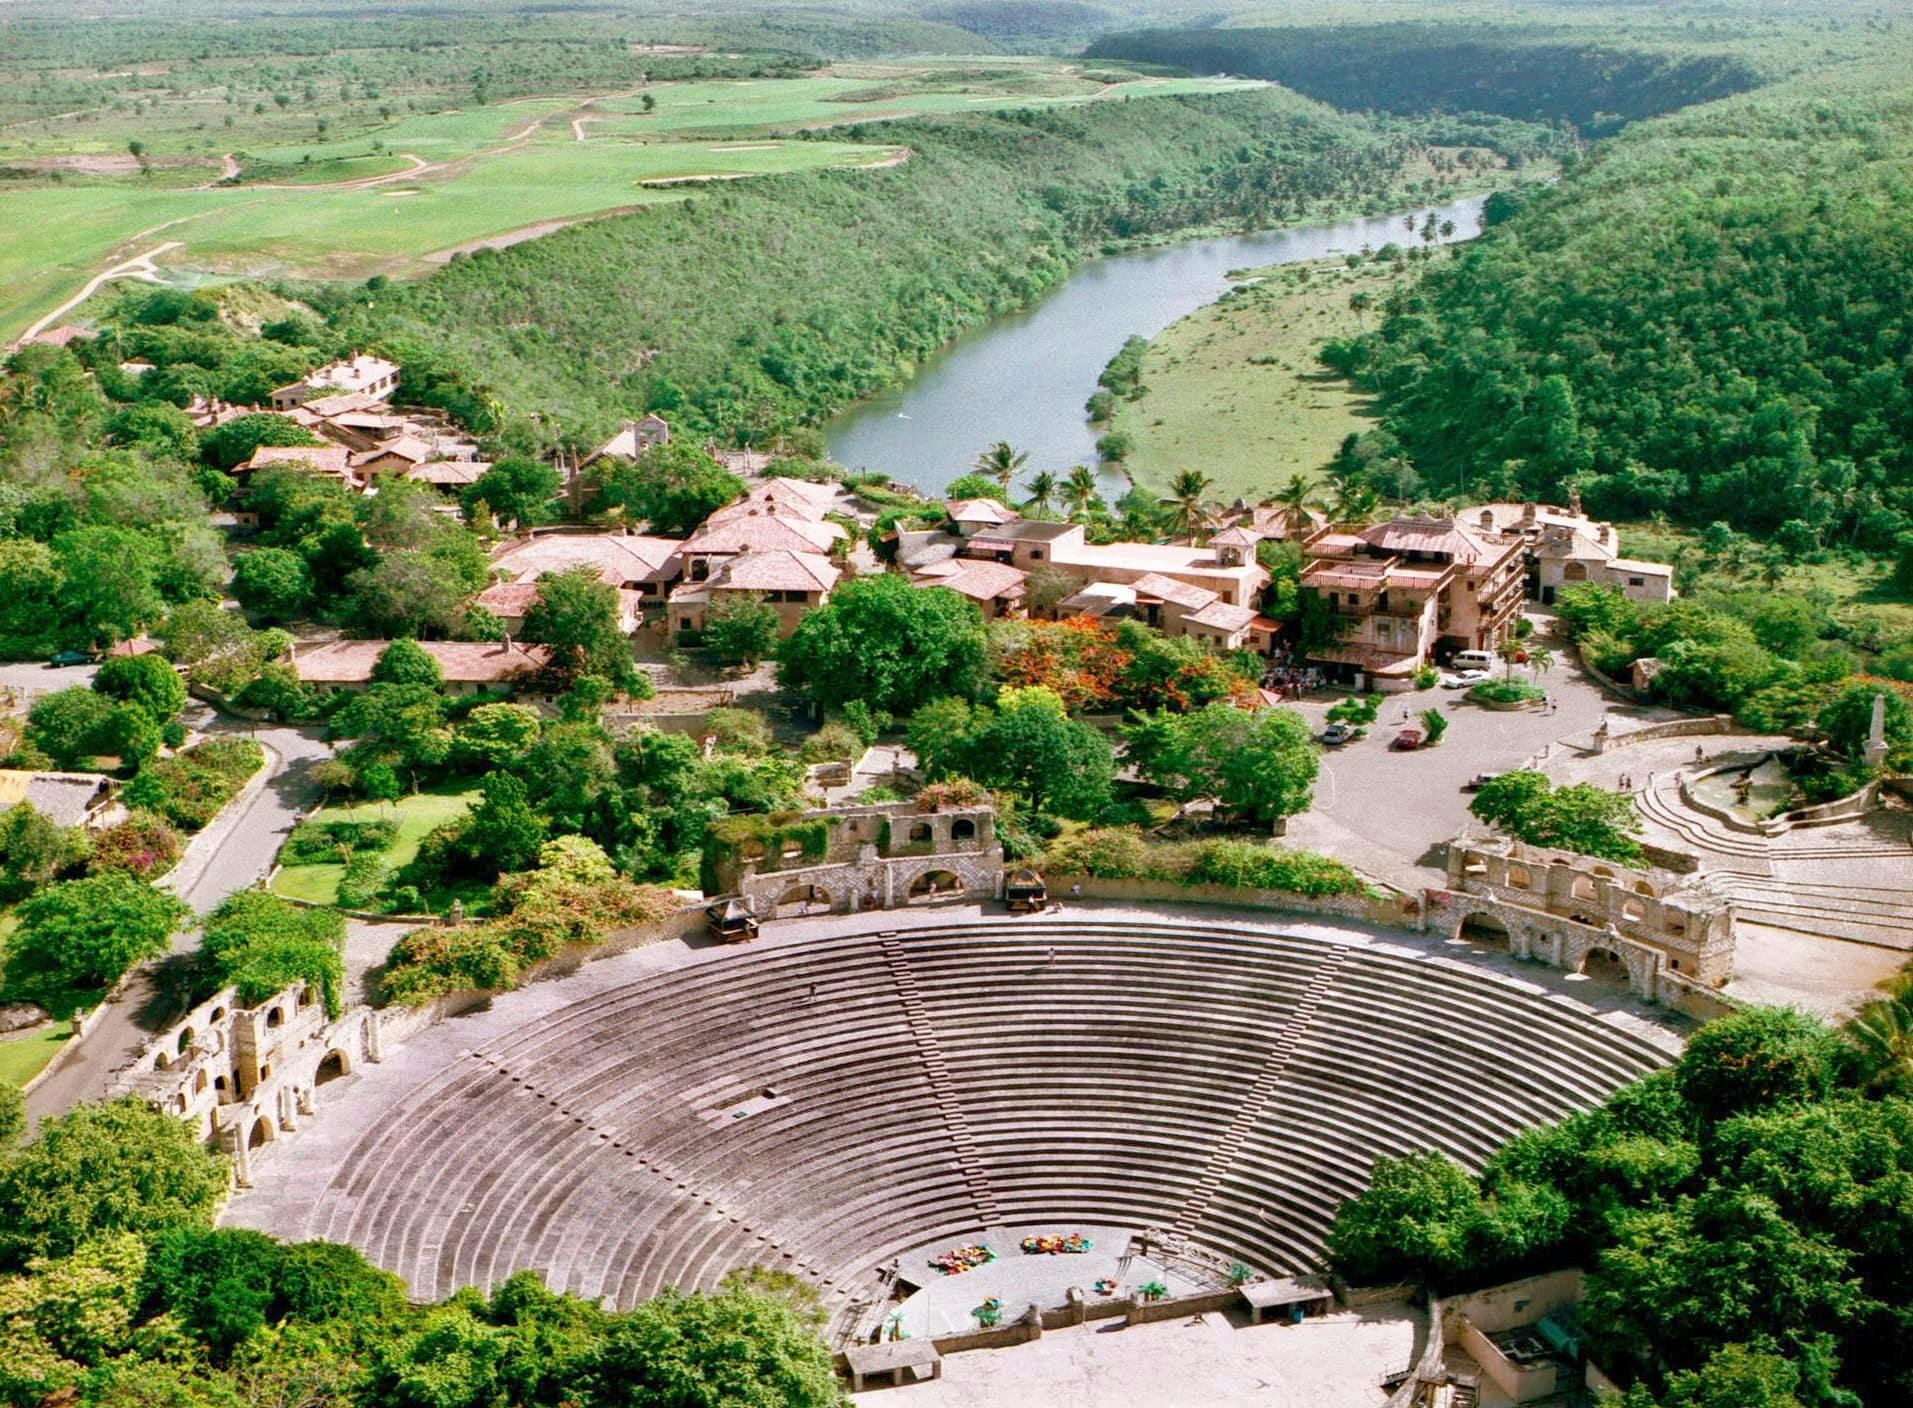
(0, 62), (1262, 346)
(1114, 255), (1416, 502)
(0, 1026), (68, 1089)
(269, 785), (478, 906)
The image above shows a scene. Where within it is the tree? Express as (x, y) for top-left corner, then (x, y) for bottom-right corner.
(1674, 1007), (1841, 1125)
(370, 638), (443, 688)
(779, 575), (988, 715)
(958, 686), (1114, 820)
(462, 456), (561, 530)
(329, 683), (452, 783)
(201, 413), (320, 470)
(523, 568), (642, 692)
(0, 803), (88, 902)
(1062, 465), (1101, 520)
(1024, 470), (1058, 514)
(1818, 683), (1911, 767)
(1325, 1150), (1483, 1286)
(93, 653), (187, 724)
(52, 527), (162, 646)
(579, 1281), (842, 1408)
(7, 872), (188, 993)
(1125, 703), (1317, 825)
(1418, 705), (1449, 745)
(972, 440), (1029, 494)
(942, 473), (1007, 503)
(1468, 771), (1642, 862)
(201, 891), (346, 1016)
(140, 1226), (285, 1360)
(25, 687), (118, 769)
(1273, 473), (1319, 537)
(463, 771), (548, 876)
(450, 703), (543, 770)
(585, 442), (742, 535)
(231, 548), (313, 623)
(344, 550), (473, 639)
(1164, 468), (1213, 537)
(0, 1097), (227, 1265)
(905, 696), (979, 781)
(701, 591), (781, 667)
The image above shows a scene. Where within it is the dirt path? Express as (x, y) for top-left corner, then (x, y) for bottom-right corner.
(16, 240), (180, 346)
(854, 145), (912, 170)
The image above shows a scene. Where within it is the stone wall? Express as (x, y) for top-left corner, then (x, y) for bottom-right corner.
(1442, 837), (1734, 990)
(725, 802), (1005, 916)
(1592, 713), (1735, 754)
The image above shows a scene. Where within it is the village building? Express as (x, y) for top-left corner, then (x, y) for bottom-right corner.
(962, 516), (1267, 608)
(1299, 514), (1529, 689)
(668, 547), (839, 638)
(1057, 571), (1272, 651)
(182, 395), (253, 430)
(910, 557), (1028, 618)
(1466, 500), (1676, 605)
(268, 354), (400, 411)
(403, 459), (491, 500)
(945, 497), (1019, 537)
(236, 443), (360, 490)
(582, 413), (672, 466)
(0, 769), (112, 829)
(678, 482), (844, 583)
(288, 639), (552, 695)
(490, 531), (682, 603)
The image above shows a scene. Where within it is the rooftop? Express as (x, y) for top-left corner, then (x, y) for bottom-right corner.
(946, 497), (1018, 525)
(492, 532), (681, 586)
(290, 639), (551, 685)
(970, 519), (1084, 545)
(1128, 571), (1217, 610)
(708, 548), (840, 594)
(682, 512), (841, 557)
(924, 558), (1028, 603)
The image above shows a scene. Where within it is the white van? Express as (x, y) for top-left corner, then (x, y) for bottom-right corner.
(1451, 649), (1497, 672)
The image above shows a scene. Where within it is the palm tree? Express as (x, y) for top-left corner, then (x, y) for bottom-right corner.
(1062, 465), (1100, 521)
(1330, 481), (1380, 527)
(1024, 470), (1058, 515)
(1164, 469), (1213, 538)
(1847, 994), (1913, 1093)
(1274, 473), (1318, 537)
(1496, 637), (1526, 681)
(973, 441), (1029, 495)
(1525, 644), (1555, 678)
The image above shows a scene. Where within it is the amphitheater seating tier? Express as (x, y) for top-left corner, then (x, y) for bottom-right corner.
(303, 920), (1670, 1310)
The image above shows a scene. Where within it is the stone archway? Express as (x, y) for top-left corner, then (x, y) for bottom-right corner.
(1458, 912), (1512, 949)
(774, 882), (832, 918)
(907, 870), (962, 904)
(315, 1050), (351, 1085)
(248, 1117), (276, 1150)
(1582, 947), (1630, 986)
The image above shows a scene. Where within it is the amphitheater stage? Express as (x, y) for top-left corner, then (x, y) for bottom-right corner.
(889, 1223), (1207, 1339)
(222, 902), (1685, 1337)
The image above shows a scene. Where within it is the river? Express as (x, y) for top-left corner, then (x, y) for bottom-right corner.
(826, 193), (1486, 498)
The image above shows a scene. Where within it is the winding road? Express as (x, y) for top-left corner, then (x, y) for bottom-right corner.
(21, 696), (334, 1121)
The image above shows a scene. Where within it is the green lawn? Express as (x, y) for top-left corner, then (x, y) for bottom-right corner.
(1114, 256), (1415, 502)
(269, 785), (479, 907)
(0, 1026), (69, 1089)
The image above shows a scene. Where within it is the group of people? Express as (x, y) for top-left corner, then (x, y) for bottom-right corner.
(1261, 649), (1326, 699)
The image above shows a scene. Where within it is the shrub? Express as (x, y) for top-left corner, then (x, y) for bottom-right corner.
(201, 891), (346, 1016)
(1181, 840), (1363, 897)
(1469, 678), (1544, 705)
(282, 818), (398, 867)
(85, 811), (183, 880)
(1042, 826), (1152, 879)
(333, 852), (387, 909)
(7, 872), (188, 995)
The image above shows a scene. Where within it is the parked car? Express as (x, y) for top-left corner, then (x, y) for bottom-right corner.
(1463, 772), (1503, 792)
(47, 649), (96, 668)
(1441, 669), (1490, 689)
(1320, 723), (1356, 747)
(1390, 727), (1425, 751)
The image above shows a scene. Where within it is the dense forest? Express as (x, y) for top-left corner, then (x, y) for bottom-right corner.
(330, 90), (1434, 443)
(1328, 1002), (1913, 1407)
(1321, 57), (1913, 553)
(1085, 22), (1770, 132)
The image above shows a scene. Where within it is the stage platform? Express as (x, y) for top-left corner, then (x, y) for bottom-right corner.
(884, 1223), (1219, 1339)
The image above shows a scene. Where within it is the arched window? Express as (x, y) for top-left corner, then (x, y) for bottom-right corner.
(1505, 864), (1532, 890)
(906, 822), (932, 845)
(950, 817), (977, 842)
(266, 1007), (284, 1029)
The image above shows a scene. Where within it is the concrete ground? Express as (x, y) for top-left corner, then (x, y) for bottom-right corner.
(849, 1301), (1419, 1408)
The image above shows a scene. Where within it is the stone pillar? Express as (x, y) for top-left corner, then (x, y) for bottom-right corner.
(1021, 1305), (1043, 1343)
(1864, 692), (1889, 770)
(366, 1013), (385, 1065)
(1066, 1287), (1087, 1326)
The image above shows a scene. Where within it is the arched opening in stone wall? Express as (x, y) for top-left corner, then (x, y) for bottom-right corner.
(906, 822), (933, 846)
(1621, 898), (1647, 923)
(195, 1070), (209, 1094)
(1570, 876), (1598, 902)
(908, 870), (962, 904)
(266, 1007), (284, 1029)
(773, 882), (831, 918)
(950, 817), (977, 843)
(1582, 948), (1629, 987)
(1459, 913), (1512, 950)
(1505, 864), (1532, 890)
(209, 1007), (226, 1022)
(316, 1051), (350, 1085)
(177, 1027), (196, 1054)
(248, 1118), (275, 1150)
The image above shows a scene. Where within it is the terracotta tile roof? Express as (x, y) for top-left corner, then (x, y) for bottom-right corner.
(1361, 516), (1497, 563)
(710, 549), (839, 594)
(1184, 598), (1257, 632)
(1129, 572), (1217, 610)
(491, 533), (681, 586)
(291, 639), (551, 685)
(30, 325), (89, 348)
(945, 497), (1017, 524)
(474, 581), (542, 616)
(1208, 525), (1259, 547)
(405, 460), (490, 486)
(682, 513), (840, 556)
(927, 559), (1027, 603)
(350, 434), (434, 468)
(242, 444), (354, 479)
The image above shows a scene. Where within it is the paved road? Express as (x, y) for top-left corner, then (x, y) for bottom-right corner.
(1282, 618), (1679, 892)
(24, 704), (332, 1119)
(0, 659), (100, 697)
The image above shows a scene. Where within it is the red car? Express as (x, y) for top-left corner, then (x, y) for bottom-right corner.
(1391, 727), (1425, 751)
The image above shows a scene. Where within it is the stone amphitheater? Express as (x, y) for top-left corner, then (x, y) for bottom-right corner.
(225, 906), (1678, 1353)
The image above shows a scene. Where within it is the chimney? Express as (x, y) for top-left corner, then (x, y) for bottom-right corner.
(498, 633), (512, 654)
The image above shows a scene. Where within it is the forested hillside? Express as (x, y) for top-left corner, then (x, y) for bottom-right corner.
(332, 90), (1429, 443)
(1323, 57), (1913, 553)
(1086, 23), (1769, 131)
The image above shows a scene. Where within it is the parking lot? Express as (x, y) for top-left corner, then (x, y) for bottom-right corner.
(1281, 627), (1674, 890)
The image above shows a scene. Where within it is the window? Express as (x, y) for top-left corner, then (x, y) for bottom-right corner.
(1629, 576), (1644, 587)
(1029, 549), (1044, 561)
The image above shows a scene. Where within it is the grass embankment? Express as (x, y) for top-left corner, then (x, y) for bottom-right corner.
(270, 785), (477, 907)
(1114, 256), (1416, 501)
(0, 1026), (67, 1089)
